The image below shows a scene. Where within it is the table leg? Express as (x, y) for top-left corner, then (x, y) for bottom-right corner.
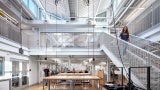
(53, 80), (56, 89)
(70, 80), (75, 90)
(43, 79), (44, 90)
(48, 80), (50, 90)
(73, 80), (75, 90)
(97, 80), (100, 90)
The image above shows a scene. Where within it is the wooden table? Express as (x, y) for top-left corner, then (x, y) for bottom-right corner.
(43, 75), (101, 90)
(58, 73), (91, 76)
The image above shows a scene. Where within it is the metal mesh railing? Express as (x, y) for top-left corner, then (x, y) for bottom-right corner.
(128, 0), (160, 35)
(38, 32), (100, 49)
(100, 32), (160, 90)
(0, 16), (28, 47)
(0, 16), (20, 43)
(130, 35), (160, 56)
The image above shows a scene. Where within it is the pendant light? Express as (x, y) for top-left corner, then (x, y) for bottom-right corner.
(55, 0), (58, 71)
(19, 0), (23, 54)
(92, 0), (95, 62)
(87, 0), (90, 61)
(44, 0), (48, 60)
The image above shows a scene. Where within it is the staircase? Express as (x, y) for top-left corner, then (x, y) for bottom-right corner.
(100, 32), (160, 90)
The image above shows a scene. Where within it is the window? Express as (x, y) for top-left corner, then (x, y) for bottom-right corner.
(39, 8), (45, 20)
(113, 0), (123, 12)
(12, 61), (19, 87)
(22, 62), (28, 85)
(0, 57), (4, 76)
(23, 0), (38, 18)
(29, 0), (38, 18)
(23, 0), (29, 6)
(12, 61), (19, 76)
(96, 11), (107, 22)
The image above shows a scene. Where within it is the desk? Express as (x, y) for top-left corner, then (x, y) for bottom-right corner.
(43, 75), (101, 90)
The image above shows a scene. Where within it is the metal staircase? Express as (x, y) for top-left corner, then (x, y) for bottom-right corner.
(100, 32), (160, 90)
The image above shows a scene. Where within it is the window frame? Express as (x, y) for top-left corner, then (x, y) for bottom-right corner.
(0, 57), (4, 76)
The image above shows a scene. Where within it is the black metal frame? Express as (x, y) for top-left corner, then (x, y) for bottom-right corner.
(128, 66), (151, 90)
(118, 67), (124, 87)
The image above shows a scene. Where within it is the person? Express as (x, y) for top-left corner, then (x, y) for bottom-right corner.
(44, 65), (50, 86)
(84, 70), (88, 73)
(73, 68), (75, 73)
(120, 26), (130, 55)
(110, 65), (115, 78)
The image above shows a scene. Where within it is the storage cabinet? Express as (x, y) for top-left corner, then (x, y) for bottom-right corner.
(97, 70), (106, 85)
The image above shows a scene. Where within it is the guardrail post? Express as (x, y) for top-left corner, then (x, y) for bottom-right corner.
(128, 67), (131, 90)
(147, 67), (151, 90)
(121, 67), (123, 87)
(128, 67), (151, 90)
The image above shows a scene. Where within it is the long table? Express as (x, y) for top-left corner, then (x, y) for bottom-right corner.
(43, 75), (101, 90)
(58, 73), (90, 76)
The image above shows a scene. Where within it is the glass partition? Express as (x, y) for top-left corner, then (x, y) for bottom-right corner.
(12, 61), (19, 87)
(22, 62), (28, 85)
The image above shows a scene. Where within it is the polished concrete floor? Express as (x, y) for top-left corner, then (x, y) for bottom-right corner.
(24, 75), (127, 90)
(24, 83), (107, 90)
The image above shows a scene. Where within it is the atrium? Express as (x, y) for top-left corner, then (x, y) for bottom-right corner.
(0, 0), (160, 90)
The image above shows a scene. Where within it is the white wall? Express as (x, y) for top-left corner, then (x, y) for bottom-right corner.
(0, 37), (30, 90)
(0, 50), (29, 77)
(29, 56), (38, 85)
(0, 36), (29, 77)
(0, 80), (10, 90)
(0, 36), (29, 56)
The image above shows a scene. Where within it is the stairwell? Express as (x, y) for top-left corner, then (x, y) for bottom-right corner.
(100, 32), (160, 90)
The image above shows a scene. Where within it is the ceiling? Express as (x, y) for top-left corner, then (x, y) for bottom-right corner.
(39, 0), (106, 21)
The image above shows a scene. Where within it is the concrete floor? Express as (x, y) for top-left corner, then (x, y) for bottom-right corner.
(24, 83), (107, 90)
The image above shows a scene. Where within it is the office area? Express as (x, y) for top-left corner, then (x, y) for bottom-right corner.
(0, 0), (160, 90)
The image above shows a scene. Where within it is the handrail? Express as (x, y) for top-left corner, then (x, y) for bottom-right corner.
(107, 32), (160, 60)
(130, 35), (160, 45)
(129, 35), (160, 56)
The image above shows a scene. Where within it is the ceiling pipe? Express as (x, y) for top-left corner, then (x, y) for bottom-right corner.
(110, 0), (136, 27)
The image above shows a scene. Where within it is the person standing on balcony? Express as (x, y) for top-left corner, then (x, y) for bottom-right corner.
(120, 26), (130, 55)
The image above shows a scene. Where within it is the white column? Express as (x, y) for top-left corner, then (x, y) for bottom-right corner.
(19, 61), (22, 87)
(107, 59), (111, 82)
